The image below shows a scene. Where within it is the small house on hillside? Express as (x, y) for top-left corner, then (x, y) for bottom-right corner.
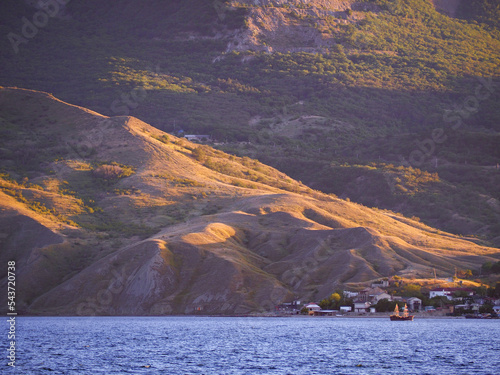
(359, 287), (391, 303)
(343, 291), (358, 299)
(373, 292), (392, 303)
(359, 287), (384, 302)
(184, 134), (212, 143)
(371, 279), (390, 288)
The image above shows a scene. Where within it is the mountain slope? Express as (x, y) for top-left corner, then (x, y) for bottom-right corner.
(0, 0), (498, 243)
(0, 87), (498, 315)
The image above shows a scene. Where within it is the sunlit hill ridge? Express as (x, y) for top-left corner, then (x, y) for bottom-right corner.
(0, 87), (498, 315)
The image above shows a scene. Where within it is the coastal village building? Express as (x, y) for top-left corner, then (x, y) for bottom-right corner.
(407, 297), (422, 312)
(343, 291), (358, 299)
(274, 287), (496, 316)
(454, 303), (480, 313)
(340, 306), (352, 313)
(371, 279), (390, 288)
(354, 301), (371, 313)
(373, 292), (392, 303)
(429, 288), (475, 300)
(313, 310), (336, 316)
(276, 300), (302, 314)
(358, 287), (392, 303)
(304, 303), (321, 315)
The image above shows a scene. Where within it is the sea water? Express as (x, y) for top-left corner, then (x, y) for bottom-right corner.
(1, 316), (499, 374)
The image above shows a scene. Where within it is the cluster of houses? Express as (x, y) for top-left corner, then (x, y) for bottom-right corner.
(276, 280), (500, 316)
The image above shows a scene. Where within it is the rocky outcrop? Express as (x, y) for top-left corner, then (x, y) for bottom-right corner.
(224, 0), (378, 53)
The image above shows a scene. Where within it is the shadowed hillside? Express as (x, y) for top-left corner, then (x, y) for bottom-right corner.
(0, 87), (498, 315)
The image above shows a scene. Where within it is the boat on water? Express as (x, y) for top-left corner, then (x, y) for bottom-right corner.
(390, 304), (414, 321)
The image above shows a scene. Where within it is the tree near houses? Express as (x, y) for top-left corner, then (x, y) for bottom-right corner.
(319, 292), (351, 310)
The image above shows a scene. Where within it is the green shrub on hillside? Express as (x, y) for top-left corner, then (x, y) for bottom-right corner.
(92, 163), (135, 181)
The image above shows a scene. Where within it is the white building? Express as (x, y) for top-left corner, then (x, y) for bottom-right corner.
(407, 297), (422, 312)
(372, 292), (392, 303)
(184, 135), (212, 142)
(429, 288), (475, 300)
(343, 291), (358, 299)
(354, 302), (371, 313)
(371, 279), (390, 288)
(304, 303), (321, 314)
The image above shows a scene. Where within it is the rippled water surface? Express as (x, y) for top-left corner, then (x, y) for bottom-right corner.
(2, 317), (500, 374)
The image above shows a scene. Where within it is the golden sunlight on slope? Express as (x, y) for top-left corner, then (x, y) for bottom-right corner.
(0, 87), (498, 315)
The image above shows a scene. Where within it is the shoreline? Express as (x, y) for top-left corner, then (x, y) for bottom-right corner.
(11, 313), (469, 319)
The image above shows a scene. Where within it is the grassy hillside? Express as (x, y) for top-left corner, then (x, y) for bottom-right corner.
(0, 0), (499, 243)
(0, 87), (498, 315)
